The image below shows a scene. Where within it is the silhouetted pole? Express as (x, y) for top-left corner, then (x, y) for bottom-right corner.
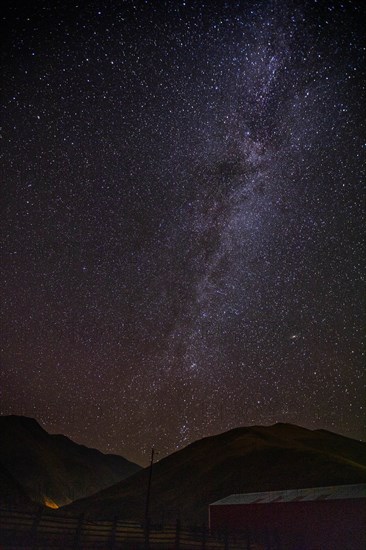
(144, 447), (154, 549)
(31, 506), (43, 550)
(73, 512), (84, 550)
(175, 518), (181, 550)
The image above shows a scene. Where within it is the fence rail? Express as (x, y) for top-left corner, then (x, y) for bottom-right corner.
(0, 507), (280, 549)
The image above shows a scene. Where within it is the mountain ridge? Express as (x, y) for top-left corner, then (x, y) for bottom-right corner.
(0, 415), (141, 508)
(64, 422), (366, 522)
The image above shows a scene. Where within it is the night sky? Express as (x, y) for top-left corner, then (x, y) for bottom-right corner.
(1, 0), (365, 466)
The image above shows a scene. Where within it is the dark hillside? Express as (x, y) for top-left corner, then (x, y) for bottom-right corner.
(0, 415), (141, 508)
(65, 423), (366, 522)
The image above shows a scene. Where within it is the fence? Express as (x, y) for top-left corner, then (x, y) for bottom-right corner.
(0, 507), (281, 549)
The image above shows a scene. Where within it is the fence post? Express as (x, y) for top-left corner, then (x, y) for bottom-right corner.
(273, 528), (281, 550)
(31, 506), (43, 550)
(73, 512), (84, 549)
(201, 522), (206, 550)
(175, 518), (181, 550)
(109, 515), (118, 550)
(246, 527), (251, 550)
(224, 526), (229, 550)
(144, 516), (150, 550)
(265, 527), (271, 550)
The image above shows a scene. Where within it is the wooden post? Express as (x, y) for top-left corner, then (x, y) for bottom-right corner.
(31, 506), (43, 550)
(144, 516), (150, 550)
(144, 448), (154, 525)
(175, 518), (181, 550)
(265, 526), (271, 550)
(273, 528), (281, 550)
(224, 526), (229, 550)
(73, 512), (84, 549)
(246, 527), (251, 550)
(144, 448), (154, 550)
(109, 515), (118, 549)
(201, 522), (206, 550)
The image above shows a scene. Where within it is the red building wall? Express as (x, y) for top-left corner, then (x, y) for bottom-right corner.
(209, 498), (366, 549)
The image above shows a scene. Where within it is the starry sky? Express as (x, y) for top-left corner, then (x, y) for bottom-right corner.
(1, 0), (365, 466)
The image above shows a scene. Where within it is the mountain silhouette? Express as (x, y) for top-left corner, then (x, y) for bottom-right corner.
(0, 415), (141, 508)
(65, 423), (366, 523)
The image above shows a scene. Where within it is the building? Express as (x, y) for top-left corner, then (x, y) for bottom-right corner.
(209, 483), (366, 549)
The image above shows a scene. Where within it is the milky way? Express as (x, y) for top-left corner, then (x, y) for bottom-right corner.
(1, 0), (365, 464)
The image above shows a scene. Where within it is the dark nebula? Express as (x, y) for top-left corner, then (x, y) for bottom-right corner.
(1, 0), (365, 465)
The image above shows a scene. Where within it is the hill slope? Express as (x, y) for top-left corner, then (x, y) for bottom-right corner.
(0, 415), (141, 508)
(0, 463), (36, 510)
(65, 423), (366, 522)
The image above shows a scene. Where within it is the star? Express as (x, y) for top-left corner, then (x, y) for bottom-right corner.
(0, 0), (364, 464)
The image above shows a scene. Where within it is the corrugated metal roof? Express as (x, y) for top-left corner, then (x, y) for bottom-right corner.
(210, 484), (366, 506)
